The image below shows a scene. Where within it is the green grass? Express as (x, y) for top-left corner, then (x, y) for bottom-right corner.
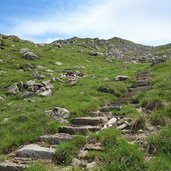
(54, 135), (86, 165)
(1, 35), (171, 170)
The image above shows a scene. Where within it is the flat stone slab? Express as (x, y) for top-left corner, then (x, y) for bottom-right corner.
(85, 143), (104, 151)
(99, 105), (120, 112)
(71, 117), (107, 126)
(40, 133), (74, 145)
(16, 144), (55, 160)
(58, 125), (100, 135)
(0, 160), (25, 171)
(132, 80), (150, 88)
(129, 86), (151, 92)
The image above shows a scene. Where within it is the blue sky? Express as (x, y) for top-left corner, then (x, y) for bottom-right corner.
(0, 0), (171, 45)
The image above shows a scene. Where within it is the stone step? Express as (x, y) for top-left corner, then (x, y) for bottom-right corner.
(132, 80), (150, 88)
(88, 111), (113, 119)
(16, 144), (55, 160)
(128, 86), (151, 92)
(99, 105), (120, 112)
(58, 125), (100, 135)
(0, 160), (26, 171)
(71, 117), (107, 126)
(40, 133), (74, 145)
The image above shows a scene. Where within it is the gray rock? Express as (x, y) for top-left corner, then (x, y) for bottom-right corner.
(71, 158), (81, 167)
(20, 91), (34, 99)
(40, 133), (73, 145)
(16, 144), (55, 160)
(71, 117), (107, 126)
(102, 117), (117, 129)
(45, 107), (70, 121)
(21, 51), (37, 60)
(115, 75), (128, 81)
(38, 89), (52, 96)
(58, 125), (99, 135)
(7, 84), (19, 95)
(0, 160), (25, 171)
(86, 162), (96, 169)
(55, 61), (63, 66)
(19, 48), (29, 54)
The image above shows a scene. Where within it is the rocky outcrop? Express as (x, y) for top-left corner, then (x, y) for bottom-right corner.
(20, 48), (38, 60)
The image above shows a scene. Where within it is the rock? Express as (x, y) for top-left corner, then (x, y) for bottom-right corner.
(97, 86), (116, 95)
(21, 51), (37, 60)
(16, 144), (55, 160)
(116, 123), (129, 130)
(26, 80), (35, 86)
(85, 143), (104, 151)
(89, 51), (103, 56)
(40, 133), (73, 145)
(78, 150), (89, 158)
(99, 105), (120, 112)
(71, 117), (107, 126)
(58, 125), (100, 135)
(55, 61), (63, 66)
(45, 107), (70, 121)
(115, 75), (128, 81)
(19, 48), (29, 54)
(71, 158), (81, 167)
(20, 91), (34, 99)
(7, 84), (19, 95)
(128, 86), (151, 92)
(38, 89), (52, 96)
(102, 117), (117, 129)
(86, 162), (96, 169)
(0, 160), (25, 171)
(2, 118), (9, 124)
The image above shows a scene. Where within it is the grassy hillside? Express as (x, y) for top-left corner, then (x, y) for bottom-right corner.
(0, 35), (171, 170)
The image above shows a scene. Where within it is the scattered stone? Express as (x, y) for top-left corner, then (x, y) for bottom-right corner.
(2, 118), (9, 124)
(20, 91), (34, 99)
(86, 162), (96, 169)
(40, 133), (73, 145)
(85, 143), (104, 151)
(116, 122), (129, 130)
(89, 51), (103, 56)
(102, 117), (117, 129)
(7, 84), (19, 95)
(38, 88), (52, 96)
(16, 144), (55, 160)
(19, 48), (29, 54)
(71, 158), (81, 167)
(0, 160), (26, 171)
(55, 61), (63, 66)
(45, 107), (70, 121)
(78, 150), (89, 158)
(21, 51), (38, 60)
(115, 75), (128, 81)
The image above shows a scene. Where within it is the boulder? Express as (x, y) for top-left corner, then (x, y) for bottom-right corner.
(21, 51), (37, 60)
(19, 48), (29, 54)
(16, 144), (55, 160)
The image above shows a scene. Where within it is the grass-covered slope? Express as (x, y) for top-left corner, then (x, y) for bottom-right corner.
(0, 35), (148, 154)
(1, 35), (171, 170)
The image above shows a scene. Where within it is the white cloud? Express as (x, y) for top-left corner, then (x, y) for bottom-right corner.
(9, 0), (171, 45)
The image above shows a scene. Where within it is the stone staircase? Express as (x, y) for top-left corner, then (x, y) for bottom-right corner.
(0, 71), (158, 170)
